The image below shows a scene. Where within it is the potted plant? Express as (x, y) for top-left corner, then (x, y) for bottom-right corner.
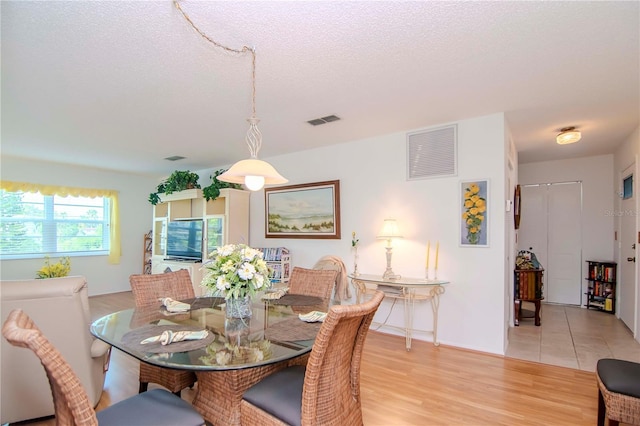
(202, 169), (243, 201)
(149, 170), (201, 205)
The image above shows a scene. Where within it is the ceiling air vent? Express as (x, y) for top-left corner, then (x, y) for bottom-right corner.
(164, 156), (186, 161)
(406, 124), (457, 180)
(307, 115), (341, 126)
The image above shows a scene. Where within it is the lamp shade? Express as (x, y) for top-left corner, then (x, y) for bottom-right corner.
(377, 219), (403, 239)
(556, 127), (581, 145)
(217, 159), (288, 191)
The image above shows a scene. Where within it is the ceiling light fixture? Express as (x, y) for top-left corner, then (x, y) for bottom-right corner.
(556, 126), (582, 145)
(174, 1), (288, 191)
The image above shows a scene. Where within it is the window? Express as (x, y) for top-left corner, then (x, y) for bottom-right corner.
(1, 190), (110, 258)
(623, 174), (633, 200)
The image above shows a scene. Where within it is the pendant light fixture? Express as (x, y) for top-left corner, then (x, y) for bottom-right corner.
(174, 1), (288, 191)
(556, 126), (582, 145)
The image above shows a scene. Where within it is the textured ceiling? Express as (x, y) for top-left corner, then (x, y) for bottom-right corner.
(2, 1), (638, 177)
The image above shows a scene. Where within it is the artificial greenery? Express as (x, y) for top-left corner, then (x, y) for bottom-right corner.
(148, 170), (201, 205)
(202, 169), (243, 201)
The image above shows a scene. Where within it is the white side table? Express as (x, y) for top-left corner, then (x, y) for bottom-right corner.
(349, 274), (448, 350)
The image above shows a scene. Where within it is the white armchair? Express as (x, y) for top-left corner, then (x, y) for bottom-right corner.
(0, 275), (110, 424)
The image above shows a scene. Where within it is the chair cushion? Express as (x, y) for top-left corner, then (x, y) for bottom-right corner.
(242, 365), (305, 426)
(597, 358), (640, 398)
(96, 389), (204, 426)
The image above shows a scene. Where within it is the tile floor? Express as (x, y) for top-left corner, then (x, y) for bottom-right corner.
(506, 302), (640, 372)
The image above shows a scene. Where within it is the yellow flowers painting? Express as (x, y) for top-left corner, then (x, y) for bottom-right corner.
(36, 256), (71, 279)
(461, 180), (488, 246)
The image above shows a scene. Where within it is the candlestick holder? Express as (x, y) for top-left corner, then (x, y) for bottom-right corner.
(425, 268), (430, 280)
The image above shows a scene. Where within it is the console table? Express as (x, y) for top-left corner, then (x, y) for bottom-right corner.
(349, 274), (447, 350)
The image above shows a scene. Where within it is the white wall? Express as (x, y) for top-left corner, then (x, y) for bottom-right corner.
(200, 112), (509, 354)
(518, 155), (615, 300)
(1, 156), (157, 295)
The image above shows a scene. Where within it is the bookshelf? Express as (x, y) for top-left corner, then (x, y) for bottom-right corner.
(514, 268), (544, 326)
(142, 230), (152, 274)
(256, 247), (291, 284)
(584, 260), (617, 314)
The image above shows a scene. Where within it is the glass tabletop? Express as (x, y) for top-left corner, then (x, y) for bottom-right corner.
(349, 274), (449, 287)
(90, 295), (331, 371)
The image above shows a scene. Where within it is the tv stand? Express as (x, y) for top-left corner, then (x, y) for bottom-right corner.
(151, 188), (249, 296)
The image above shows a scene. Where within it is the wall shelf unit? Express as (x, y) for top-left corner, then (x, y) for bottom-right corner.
(256, 247), (291, 285)
(584, 260), (617, 314)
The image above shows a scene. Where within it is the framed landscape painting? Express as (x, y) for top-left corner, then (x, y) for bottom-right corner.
(460, 179), (489, 247)
(265, 180), (341, 239)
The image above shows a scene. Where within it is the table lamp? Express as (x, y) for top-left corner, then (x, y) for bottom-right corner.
(377, 219), (403, 280)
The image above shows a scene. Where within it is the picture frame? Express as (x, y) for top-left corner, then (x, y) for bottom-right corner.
(460, 179), (489, 247)
(265, 180), (341, 239)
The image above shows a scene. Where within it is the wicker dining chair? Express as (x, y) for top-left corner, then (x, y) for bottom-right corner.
(2, 309), (205, 426)
(240, 290), (385, 426)
(596, 358), (640, 426)
(288, 267), (339, 300)
(129, 270), (197, 395)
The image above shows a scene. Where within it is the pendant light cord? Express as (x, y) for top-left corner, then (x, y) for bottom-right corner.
(174, 1), (257, 119)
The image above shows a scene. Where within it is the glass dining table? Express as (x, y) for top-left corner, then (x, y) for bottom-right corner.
(90, 294), (332, 426)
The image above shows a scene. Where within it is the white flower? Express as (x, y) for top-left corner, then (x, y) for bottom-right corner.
(238, 262), (256, 280)
(255, 274), (265, 289)
(216, 276), (230, 291)
(218, 244), (235, 256)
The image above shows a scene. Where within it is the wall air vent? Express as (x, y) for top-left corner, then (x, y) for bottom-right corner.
(164, 156), (186, 161)
(307, 115), (341, 126)
(406, 124), (457, 180)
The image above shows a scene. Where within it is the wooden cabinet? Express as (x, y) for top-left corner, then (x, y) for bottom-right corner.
(585, 261), (617, 314)
(256, 247), (291, 284)
(151, 188), (250, 294)
(514, 268), (544, 326)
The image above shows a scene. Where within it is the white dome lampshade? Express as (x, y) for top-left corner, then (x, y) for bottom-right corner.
(556, 127), (582, 145)
(217, 159), (288, 191)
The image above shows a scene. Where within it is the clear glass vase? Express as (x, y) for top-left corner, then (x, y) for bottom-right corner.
(225, 296), (253, 319)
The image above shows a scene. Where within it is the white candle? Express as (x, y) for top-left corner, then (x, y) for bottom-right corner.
(435, 241), (439, 271)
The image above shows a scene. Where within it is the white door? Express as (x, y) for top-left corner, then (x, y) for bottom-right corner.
(547, 183), (582, 305)
(518, 185), (549, 298)
(620, 164), (636, 332)
(518, 182), (582, 304)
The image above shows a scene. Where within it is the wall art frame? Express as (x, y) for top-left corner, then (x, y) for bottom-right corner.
(460, 179), (489, 247)
(265, 180), (341, 239)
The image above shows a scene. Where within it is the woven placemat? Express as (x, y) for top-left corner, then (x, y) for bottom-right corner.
(122, 325), (215, 353)
(270, 294), (325, 306)
(265, 316), (323, 342)
(182, 296), (226, 310)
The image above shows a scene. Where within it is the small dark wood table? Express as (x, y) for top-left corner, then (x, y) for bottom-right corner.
(514, 268), (544, 326)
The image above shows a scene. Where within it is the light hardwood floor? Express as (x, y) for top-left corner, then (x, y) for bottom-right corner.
(11, 291), (636, 425)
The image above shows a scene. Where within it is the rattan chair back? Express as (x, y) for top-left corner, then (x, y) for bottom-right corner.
(129, 269), (195, 308)
(302, 290), (384, 424)
(129, 270), (197, 394)
(241, 290), (384, 425)
(2, 309), (99, 426)
(288, 267), (338, 300)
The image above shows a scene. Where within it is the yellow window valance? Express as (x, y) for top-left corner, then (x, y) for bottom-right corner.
(1, 180), (121, 264)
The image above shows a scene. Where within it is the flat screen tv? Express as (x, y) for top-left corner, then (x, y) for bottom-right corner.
(166, 220), (203, 261)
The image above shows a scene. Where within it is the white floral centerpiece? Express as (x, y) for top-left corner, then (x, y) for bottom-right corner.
(201, 244), (271, 318)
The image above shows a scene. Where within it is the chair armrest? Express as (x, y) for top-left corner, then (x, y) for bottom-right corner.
(91, 339), (111, 358)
